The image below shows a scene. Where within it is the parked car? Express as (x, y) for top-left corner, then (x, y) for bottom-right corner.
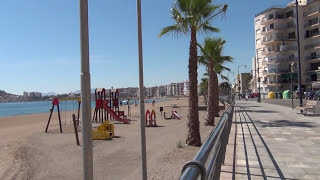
(250, 93), (258, 98)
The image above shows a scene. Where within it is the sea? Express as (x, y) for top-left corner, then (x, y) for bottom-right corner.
(0, 98), (166, 118)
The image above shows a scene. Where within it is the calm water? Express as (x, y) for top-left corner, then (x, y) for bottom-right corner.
(0, 98), (165, 118)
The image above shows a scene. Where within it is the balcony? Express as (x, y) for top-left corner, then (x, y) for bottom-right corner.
(261, 60), (268, 65)
(261, 36), (281, 45)
(305, 31), (320, 39)
(305, 42), (320, 50)
(304, 19), (319, 28)
(262, 50), (280, 55)
(268, 57), (297, 64)
(304, 7), (320, 17)
(306, 54), (320, 61)
(268, 69), (290, 74)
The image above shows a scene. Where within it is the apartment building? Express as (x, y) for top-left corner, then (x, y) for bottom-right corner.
(253, 0), (320, 93)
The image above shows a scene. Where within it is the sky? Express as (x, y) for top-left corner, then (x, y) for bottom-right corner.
(0, 0), (293, 95)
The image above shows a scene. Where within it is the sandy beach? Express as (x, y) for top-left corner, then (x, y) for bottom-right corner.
(0, 96), (222, 180)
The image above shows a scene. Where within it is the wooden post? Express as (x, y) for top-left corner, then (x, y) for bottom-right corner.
(45, 105), (54, 132)
(72, 114), (80, 146)
(57, 105), (63, 133)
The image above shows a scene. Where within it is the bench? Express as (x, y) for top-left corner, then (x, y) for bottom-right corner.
(296, 100), (318, 115)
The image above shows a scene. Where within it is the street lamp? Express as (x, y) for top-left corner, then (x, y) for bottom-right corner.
(280, 0), (303, 109)
(291, 62), (298, 109)
(227, 71), (234, 102)
(237, 65), (247, 100)
(255, 49), (262, 103)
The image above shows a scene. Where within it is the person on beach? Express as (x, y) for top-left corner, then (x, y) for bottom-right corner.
(152, 100), (155, 107)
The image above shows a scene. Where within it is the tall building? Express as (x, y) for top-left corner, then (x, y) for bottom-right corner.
(254, 0), (320, 93)
(23, 91), (28, 97)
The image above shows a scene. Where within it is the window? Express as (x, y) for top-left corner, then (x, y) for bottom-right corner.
(287, 21), (294, 28)
(262, 27), (266, 32)
(306, 28), (319, 38)
(285, 10), (293, 18)
(256, 29), (261, 35)
(268, 13), (274, 20)
(311, 52), (317, 59)
(270, 23), (274, 30)
(288, 32), (295, 39)
(256, 39), (261, 45)
(255, 18), (261, 24)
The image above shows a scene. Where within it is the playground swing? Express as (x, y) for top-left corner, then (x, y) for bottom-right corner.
(45, 97), (63, 133)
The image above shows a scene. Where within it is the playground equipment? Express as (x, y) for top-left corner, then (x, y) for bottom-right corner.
(92, 88), (130, 124)
(172, 111), (181, 119)
(164, 111), (181, 120)
(93, 88), (107, 123)
(92, 120), (115, 140)
(45, 98), (63, 133)
(145, 110), (157, 127)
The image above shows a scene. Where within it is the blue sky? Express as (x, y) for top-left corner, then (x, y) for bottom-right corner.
(0, 0), (293, 95)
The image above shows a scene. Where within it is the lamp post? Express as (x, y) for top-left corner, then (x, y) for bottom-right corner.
(237, 65), (247, 100)
(79, 0), (93, 179)
(280, 0), (303, 108)
(291, 62), (298, 109)
(227, 71), (234, 102)
(255, 50), (262, 103)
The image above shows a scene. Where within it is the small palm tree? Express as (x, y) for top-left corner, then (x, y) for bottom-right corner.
(200, 76), (208, 105)
(159, 0), (227, 146)
(198, 37), (233, 126)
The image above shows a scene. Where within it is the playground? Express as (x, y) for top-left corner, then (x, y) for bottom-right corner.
(0, 96), (219, 179)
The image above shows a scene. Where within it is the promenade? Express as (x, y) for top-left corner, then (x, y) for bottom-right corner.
(220, 100), (320, 179)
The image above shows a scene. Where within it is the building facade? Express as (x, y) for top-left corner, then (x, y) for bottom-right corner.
(254, 0), (320, 93)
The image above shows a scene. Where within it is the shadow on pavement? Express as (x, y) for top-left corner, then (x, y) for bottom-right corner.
(256, 120), (316, 128)
(237, 109), (278, 113)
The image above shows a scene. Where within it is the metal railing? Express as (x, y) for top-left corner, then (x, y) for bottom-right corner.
(180, 104), (234, 180)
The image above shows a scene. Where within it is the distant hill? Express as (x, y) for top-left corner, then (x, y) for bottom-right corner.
(0, 90), (14, 96)
(73, 88), (95, 94)
(42, 92), (57, 96)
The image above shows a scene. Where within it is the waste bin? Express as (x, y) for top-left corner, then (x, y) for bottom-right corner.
(283, 90), (291, 99)
(268, 91), (275, 99)
(278, 91), (283, 99)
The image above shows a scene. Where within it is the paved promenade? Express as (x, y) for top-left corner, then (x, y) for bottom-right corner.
(220, 100), (320, 179)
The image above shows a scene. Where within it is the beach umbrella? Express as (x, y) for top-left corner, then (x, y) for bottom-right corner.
(136, 0), (147, 179)
(79, 0), (93, 179)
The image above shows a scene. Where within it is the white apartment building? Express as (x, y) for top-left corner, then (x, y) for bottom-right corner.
(254, 0), (320, 93)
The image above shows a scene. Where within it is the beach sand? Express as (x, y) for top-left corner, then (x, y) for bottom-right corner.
(0, 96), (223, 180)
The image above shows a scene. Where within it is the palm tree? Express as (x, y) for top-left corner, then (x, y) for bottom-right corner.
(159, 0), (227, 146)
(198, 37), (233, 126)
(200, 76), (208, 105)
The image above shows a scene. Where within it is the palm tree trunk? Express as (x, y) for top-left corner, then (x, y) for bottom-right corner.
(186, 28), (201, 147)
(205, 60), (216, 126)
(213, 72), (220, 117)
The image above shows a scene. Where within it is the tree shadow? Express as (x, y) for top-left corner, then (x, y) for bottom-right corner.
(256, 120), (316, 128)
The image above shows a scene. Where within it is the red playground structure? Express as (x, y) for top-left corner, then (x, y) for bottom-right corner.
(92, 88), (130, 124)
(145, 110), (157, 127)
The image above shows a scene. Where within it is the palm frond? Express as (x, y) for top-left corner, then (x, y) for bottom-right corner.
(158, 25), (180, 37)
